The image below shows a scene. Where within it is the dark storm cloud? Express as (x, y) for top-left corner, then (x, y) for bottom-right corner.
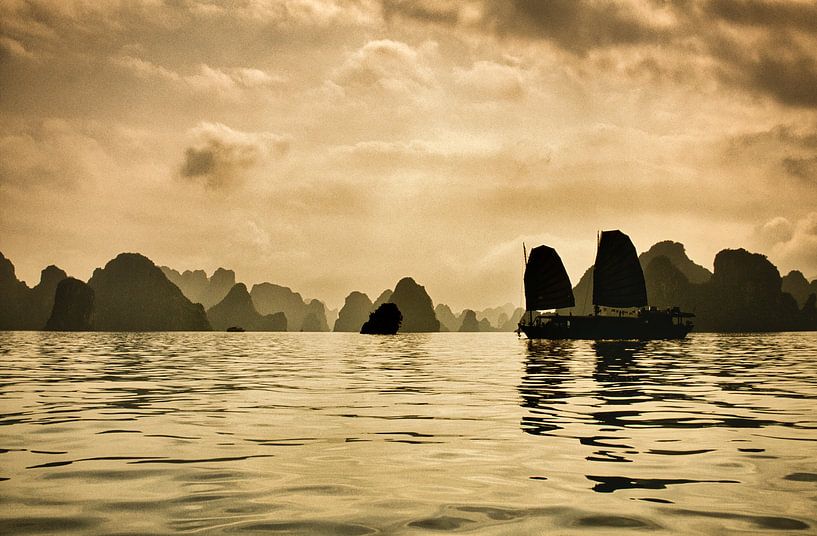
(480, 0), (672, 52)
(179, 122), (290, 190)
(705, 0), (817, 32)
(383, 0), (672, 53)
(710, 30), (817, 108)
(782, 156), (817, 182)
(384, 0), (817, 108)
(729, 124), (817, 150)
(381, 0), (460, 26)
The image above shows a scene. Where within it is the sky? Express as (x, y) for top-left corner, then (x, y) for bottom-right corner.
(1, 0), (816, 311)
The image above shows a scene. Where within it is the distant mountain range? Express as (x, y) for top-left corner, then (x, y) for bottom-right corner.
(1, 240), (816, 333)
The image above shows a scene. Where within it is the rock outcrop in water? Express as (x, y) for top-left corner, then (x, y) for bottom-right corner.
(250, 283), (330, 331)
(458, 309), (481, 332)
(642, 248), (815, 332)
(302, 299), (330, 331)
(782, 270), (817, 307)
(207, 283), (287, 331)
(500, 307), (525, 331)
(89, 253), (211, 331)
(360, 303), (402, 334)
(389, 277), (439, 332)
(694, 248), (800, 332)
(334, 291), (373, 332)
(0, 252), (31, 329)
(643, 255), (691, 310)
(0, 252), (68, 329)
(435, 303), (460, 332)
(559, 266), (595, 316)
(160, 266), (236, 309)
(372, 289), (393, 310)
(205, 268), (236, 309)
(160, 267), (209, 305)
(30, 265), (69, 328)
(45, 277), (94, 331)
(475, 303), (517, 329)
(639, 241), (712, 284)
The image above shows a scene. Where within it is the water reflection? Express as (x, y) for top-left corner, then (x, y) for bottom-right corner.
(1, 332), (816, 534)
(518, 335), (817, 498)
(519, 340), (573, 436)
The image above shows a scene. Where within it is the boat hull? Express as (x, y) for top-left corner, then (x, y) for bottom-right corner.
(518, 313), (692, 340)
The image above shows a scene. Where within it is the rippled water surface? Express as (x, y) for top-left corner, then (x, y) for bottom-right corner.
(2, 331), (817, 535)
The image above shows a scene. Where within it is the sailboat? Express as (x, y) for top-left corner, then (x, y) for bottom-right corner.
(517, 230), (694, 340)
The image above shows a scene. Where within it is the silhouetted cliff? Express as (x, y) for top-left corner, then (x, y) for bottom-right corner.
(559, 266), (594, 316)
(204, 268), (236, 309)
(0, 252), (30, 329)
(372, 289), (393, 309)
(302, 300), (330, 331)
(160, 266), (237, 309)
(250, 283), (329, 331)
(160, 267), (209, 304)
(476, 303), (517, 328)
(458, 310), (480, 332)
(207, 283), (287, 331)
(434, 303), (460, 332)
(500, 307), (525, 331)
(361, 303), (402, 334)
(643, 256), (692, 310)
(782, 270), (817, 307)
(30, 266), (68, 326)
(693, 249), (801, 332)
(639, 241), (712, 284)
(89, 253), (211, 331)
(334, 291), (373, 332)
(45, 278), (94, 331)
(0, 253), (68, 329)
(642, 247), (816, 331)
(389, 277), (439, 332)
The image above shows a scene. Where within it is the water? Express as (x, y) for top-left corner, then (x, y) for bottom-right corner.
(1, 332), (816, 535)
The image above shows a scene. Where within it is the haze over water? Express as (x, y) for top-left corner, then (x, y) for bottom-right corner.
(1, 331), (816, 534)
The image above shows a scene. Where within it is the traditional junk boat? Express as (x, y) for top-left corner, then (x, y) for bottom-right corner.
(517, 230), (694, 340)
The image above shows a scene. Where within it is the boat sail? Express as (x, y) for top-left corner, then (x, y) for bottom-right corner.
(524, 245), (575, 311)
(517, 230), (693, 340)
(593, 230), (647, 309)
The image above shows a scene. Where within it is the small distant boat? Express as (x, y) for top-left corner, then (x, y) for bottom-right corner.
(226, 326), (245, 332)
(517, 230), (694, 340)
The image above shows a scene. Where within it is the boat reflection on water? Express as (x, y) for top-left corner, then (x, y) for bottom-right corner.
(520, 340), (648, 437)
(517, 337), (799, 495)
(519, 340), (574, 437)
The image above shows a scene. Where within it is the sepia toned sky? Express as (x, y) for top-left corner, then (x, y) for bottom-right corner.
(2, 0), (816, 310)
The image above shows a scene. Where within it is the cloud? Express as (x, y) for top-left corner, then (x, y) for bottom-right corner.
(758, 216), (795, 245)
(384, 0), (817, 109)
(0, 35), (35, 59)
(453, 60), (526, 101)
(179, 122), (291, 189)
(0, 119), (114, 190)
(714, 35), (817, 109)
(760, 213), (817, 277)
(383, 0), (675, 53)
(333, 39), (436, 95)
(705, 0), (817, 33)
(112, 56), (286, 94)
(782, 156), (817, 182)
(724, 124), (817, 189)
